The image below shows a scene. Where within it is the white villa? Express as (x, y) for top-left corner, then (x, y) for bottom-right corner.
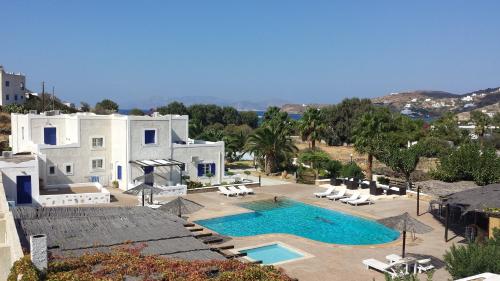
(2, 111), (224, 206)
(0, 65), (27, 106)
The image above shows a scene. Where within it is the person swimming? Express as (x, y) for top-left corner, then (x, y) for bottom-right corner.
(273, 196), (278, 203)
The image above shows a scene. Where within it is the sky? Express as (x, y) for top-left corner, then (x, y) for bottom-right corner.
(1, 1), (500, 108)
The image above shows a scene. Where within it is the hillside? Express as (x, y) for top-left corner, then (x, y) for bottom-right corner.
(371, 87), (500, 119)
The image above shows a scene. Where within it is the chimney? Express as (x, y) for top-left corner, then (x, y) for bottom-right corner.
(30, 234), (48, 272)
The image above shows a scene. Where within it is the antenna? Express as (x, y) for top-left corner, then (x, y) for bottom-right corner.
(52, 86), (55, 110)
(41, 81), (45, 112)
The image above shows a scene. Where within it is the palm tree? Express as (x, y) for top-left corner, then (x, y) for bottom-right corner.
(352, 108), (393, 180)
(245, 126), (298, 174)
(470, 110), (490, 143)
(298, 107), (325, 149)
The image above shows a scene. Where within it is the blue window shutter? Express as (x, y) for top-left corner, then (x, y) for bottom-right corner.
(210, 163), (216, 175)
(144, 130), (155, 144)
(44, 127), (57, 145)
(197, 164), (204, 176)
(117, 165), (122, 180)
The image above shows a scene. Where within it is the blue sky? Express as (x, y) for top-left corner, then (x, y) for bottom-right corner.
(1, 1), (499, 108)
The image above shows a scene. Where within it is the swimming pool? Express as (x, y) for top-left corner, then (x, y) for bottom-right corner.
(239, 243), (305, 265)
(196, 198), (399, 245)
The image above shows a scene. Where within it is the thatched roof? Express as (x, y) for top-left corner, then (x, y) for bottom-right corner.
(13, 207), (224, 261)
(377, 212), (433, 234)
(440, 184), (500, 214)
(123, 183), (165, 195)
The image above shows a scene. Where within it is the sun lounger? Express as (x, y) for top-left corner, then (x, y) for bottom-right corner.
(347, 194), (373, 206)
(314, 186), (336, 198)
(417, 259), (435, 273)
(228, 185), (244, 195)
(237, 185), (254, 194)
(327, 189), (347, 201)
(218, 186), (236, 197)
(362, 258), (402, 278)
(340, 192), (360, 203)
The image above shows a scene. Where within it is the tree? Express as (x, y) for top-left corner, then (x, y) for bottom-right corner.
(470, 110), (491, 140)
(352, 107), (394, 180)
(80, 102), (90, 112)
(377, 143), (422, 189)
(444, 229), (500, 279)
(322, 98), (373, 145)
(430, 112), (466, 145)
(224, 132), (247, 162)
(128, 108), (145, 116)
(240, 111), (259, 128)
(221, 106), (241, 125)
(298, 148), (330, 174)
(157, 101), (188, 116)
(245, 126), (297, 174)
(298, 107), (325, 149)
(95, 99), (118, 114)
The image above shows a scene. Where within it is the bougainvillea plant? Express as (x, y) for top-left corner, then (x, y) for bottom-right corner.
(9, 244), (293, 281)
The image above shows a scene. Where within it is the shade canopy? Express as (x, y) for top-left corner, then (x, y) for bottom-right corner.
(440, 184), (500, 214)
(133, 172), (170, 185)
(123, 183), (164, 196)
(159, 197), (204, 216)
(377, 212), (433, 234)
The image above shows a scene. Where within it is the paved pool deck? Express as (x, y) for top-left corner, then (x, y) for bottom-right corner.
(186, 183), (461, 281)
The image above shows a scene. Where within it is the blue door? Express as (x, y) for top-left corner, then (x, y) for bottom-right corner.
(44, 127), (57, 145)
(144, 166), (154, 185)
(117, 165), (122, 180)
(16, 176), (32, 204)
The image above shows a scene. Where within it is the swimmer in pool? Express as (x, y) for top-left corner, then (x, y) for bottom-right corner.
(274, 196), (278, 202)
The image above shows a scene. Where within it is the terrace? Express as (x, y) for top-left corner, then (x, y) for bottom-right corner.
(183, 183), (458, 281)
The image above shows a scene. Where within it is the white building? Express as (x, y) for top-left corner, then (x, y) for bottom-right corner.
(0, 65), (27, 105)
(5, 111), (224, 205)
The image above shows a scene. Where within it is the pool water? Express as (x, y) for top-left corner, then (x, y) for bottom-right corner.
(196, 198), (399, 245)
(240, 244), (303, 265)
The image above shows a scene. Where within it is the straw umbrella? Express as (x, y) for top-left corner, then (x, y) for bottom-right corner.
(158, 197), (204, 217)
(124, 183), (164, 206)
(377, 212), (433, 257)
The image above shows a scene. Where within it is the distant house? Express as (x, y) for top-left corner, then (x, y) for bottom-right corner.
(5, 111), (224, 206)
(0, 65), (27, 106)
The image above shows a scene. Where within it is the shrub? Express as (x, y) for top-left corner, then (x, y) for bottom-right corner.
(2, 104), (25, 113)
(418, 137), (452, 158)
(432, 142), (500, 185)
(340, 163), (364, 179)
(298, 148), (330, 171)
(324, 160), (342, 178)
(186, 180), (203, 189)
(444, 228), (500, 279)
(8, 256), (41, 281)
(377, 176), (390, 185)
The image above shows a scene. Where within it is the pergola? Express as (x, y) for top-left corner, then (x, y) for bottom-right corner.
(439, 184), (500, 241)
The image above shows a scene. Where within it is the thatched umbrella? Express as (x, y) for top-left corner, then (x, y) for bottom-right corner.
(124, 183), (164, 206)
(158, 197), (204, 217)
(377, 212), (433, 258)
(441, 184), (500, 214)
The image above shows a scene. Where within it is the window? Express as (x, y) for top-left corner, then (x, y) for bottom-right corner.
(63, 163), (73, 175)
(144, 129), (157, 145)
(6, 95), (9, 101)
(5, 81), (9, 87)
(48, 165), (56, 175)
(91, 158), (104, 170)
(20, 82), (24, 90)
(197, 163), (215, 177)
(91, 137), (104, 148)
(14, 95), (18, 101)
(117, 165), (122, 180)
(20, 95), (23, 99)
(43, 127), (57, 145)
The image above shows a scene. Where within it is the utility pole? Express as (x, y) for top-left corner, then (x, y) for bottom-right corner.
(41, 81), (45, 112)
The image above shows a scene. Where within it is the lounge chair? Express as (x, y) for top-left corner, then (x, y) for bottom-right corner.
(339, 192), (360, 203)
(314, 186), (336, 198)
(362, 258), (403, 278)
(228, 185), (244, 196)
(417, 259), (435, 273)
(237, 185), (254, 194)
(218, 186), (236, 197)
(347, 194), (373, 206)
(327, 189), (347, 201)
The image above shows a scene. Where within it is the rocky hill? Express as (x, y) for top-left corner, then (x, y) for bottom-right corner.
(371, 87), (500, 119)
